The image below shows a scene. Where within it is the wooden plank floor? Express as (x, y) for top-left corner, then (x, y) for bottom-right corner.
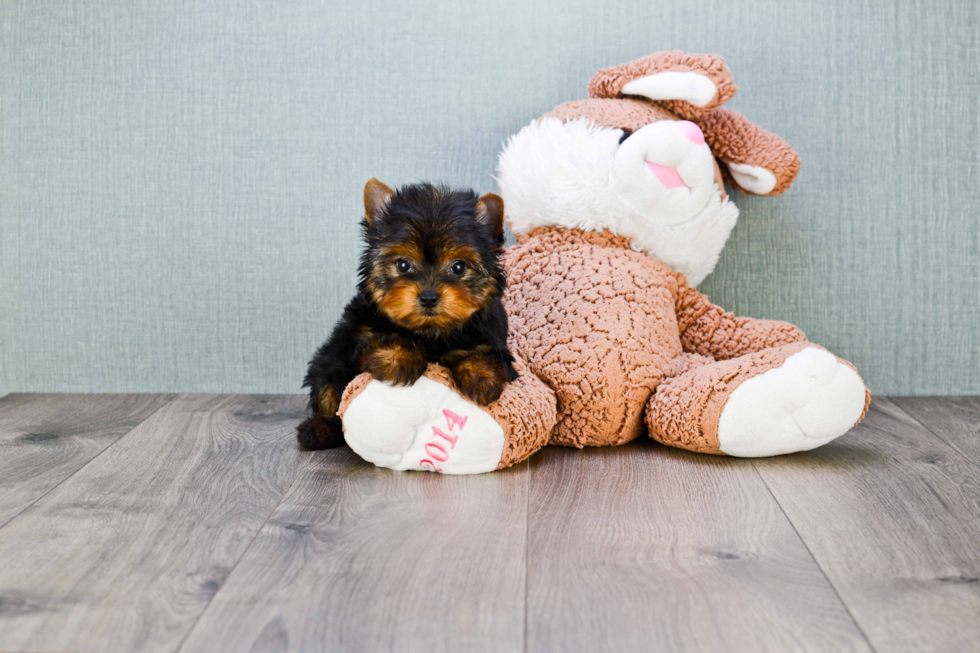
(0, 394), (976, 653)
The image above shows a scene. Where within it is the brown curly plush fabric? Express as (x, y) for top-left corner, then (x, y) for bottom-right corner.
(487, 356), (557, 469)
(698, 108), (801, 196)
(674, 274), (808, 359)
(337, 372), (372, 418)
(502, 227), (826, 451)
(588, 51), (737, 120)
(543, 98), (676, 133)
(504, 228), (684, 448)
(646, 341), (813, 454)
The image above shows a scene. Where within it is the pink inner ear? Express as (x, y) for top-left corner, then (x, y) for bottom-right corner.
(646, 161), (687, 189)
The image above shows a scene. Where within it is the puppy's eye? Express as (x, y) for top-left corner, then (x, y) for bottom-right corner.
(618, 129), (633, 145)
(450, 260), (466, 276)
(395, 259), (412, 274)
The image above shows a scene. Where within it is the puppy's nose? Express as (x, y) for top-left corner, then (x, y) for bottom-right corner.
(418, 290), (440, 308)
(677, 120), (705, 145)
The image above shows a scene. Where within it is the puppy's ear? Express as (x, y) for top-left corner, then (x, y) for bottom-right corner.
(363, 179), (393, 226)
(475, 193), (505, 237)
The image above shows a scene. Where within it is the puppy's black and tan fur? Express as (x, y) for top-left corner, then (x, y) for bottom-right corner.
(297, 179), (518, 450)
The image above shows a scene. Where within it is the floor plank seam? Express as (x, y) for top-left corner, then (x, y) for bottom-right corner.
(884, 397), (980, 472)
(523, 459), (530, 653)
(173, 449), (315, 653)
(0, 394), (180, 533)
(749, 462), (879, 653)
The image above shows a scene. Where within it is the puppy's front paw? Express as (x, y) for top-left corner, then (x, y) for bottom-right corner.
(451, 358), (507, 406)
(362, 344), (427, 386)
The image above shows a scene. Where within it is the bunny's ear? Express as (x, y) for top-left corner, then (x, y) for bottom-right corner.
(363, 178), (393, 226)
(698, 109), (801, 196)
(588, 51), (737, 121)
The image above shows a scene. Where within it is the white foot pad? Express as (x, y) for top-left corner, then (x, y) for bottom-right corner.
(342, 376), (504, 474)
(717, 347), (866, 457)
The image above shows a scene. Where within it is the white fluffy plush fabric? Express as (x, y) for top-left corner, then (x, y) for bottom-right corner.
(497, 117), (740, 286)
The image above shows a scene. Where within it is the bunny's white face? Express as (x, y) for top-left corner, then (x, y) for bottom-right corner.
(497, 116), (738, 285)
(612, 119), (720, 224)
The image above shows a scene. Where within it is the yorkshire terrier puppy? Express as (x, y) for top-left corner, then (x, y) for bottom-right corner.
(297, 179), (518, 450)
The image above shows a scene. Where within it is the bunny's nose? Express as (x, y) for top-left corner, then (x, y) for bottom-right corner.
(677, 120), (705, 146)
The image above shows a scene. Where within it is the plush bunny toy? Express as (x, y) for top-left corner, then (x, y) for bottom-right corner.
(336, 51), (870, 474)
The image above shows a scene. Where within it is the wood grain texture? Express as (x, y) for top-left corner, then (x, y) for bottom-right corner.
(0, 393), (175, 528)
(754, 397), (980, 653)
(179, 449), (528, 653)
(0, 394), (976, 653)
(891, 396), (980, 467)
(525, 442), (871, 653)
(0, 394), (309, 653)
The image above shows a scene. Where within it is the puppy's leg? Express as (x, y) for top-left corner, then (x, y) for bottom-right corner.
(297, 384), (345, 450)
(300, 349), (352, 450)
(299, 308), (370, 450)
(361, 334), (428, 386)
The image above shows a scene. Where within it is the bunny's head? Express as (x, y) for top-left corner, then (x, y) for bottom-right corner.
(498, 51), (800, 285)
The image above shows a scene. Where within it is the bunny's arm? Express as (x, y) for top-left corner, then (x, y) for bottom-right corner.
(673, 274), (807, 360)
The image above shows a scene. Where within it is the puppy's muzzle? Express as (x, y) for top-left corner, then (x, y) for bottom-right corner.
(418, 290), (440, 309)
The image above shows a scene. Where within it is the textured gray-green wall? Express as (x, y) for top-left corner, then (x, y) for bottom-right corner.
(1, 0), (978, 396)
